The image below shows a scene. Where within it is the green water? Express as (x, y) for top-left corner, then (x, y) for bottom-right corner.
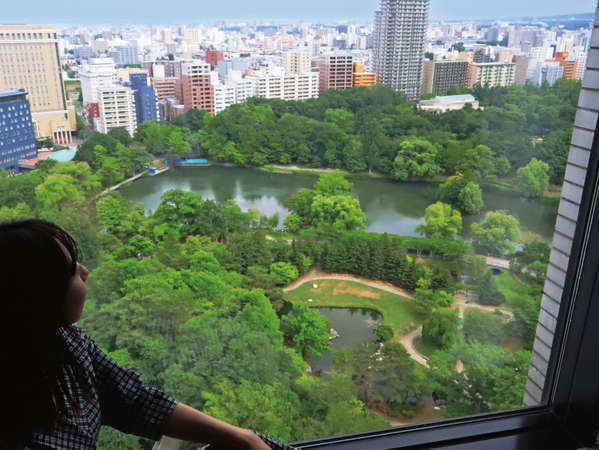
(119, 166), (558, 240)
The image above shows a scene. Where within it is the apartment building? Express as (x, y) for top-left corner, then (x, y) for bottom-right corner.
(283, 51), (312, 74)
(372, 0), (430, 100)
(181, 61), (214, 115)
(95, 85), (137, 135)
(314, 54), (353, 95)
(79, 57), (117, 104)
(422, 59), (469, 94)
(468, 62), (516, 88)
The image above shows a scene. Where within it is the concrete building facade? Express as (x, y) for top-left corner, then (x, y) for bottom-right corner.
(0, 89), (36, 169)
(0, 25), (75, 143)
(130, 73), (158, 124)
(372, 0), (430, 100)
(314, 54), (353, 94)
(353, 62), (377, 87)
(422, 60), (469, 94)
(181, 61), (214, 115)
(96, 86), (137, 136)
(79, 57), (117, 104)
(468, 62), (516, 88)
(283, 51), (312, 74)
(253, 72), (319, 101)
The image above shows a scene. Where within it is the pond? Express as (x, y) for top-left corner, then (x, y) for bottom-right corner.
(309, 307), (382, 377)
(119, 166), (559, 241)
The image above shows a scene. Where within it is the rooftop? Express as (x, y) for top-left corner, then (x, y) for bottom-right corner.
(422, 94), (477, 104)
(0, 88), (27, 99)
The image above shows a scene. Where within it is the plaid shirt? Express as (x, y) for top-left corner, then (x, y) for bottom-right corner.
(11, 326), (178, 449)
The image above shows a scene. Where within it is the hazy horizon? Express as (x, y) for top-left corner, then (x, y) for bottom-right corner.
(3, 0), (596, 25)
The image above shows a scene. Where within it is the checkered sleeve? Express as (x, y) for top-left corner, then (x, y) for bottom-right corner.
(87, 336), (179, 440)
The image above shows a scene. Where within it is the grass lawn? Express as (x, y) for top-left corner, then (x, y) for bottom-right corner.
(284, 279), (421, 337)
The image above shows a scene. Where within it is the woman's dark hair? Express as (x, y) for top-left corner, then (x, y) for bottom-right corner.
(0, 219), (80, 436)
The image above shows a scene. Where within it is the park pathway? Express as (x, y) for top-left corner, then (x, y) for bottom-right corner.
(283, 268), (413, 299)
(284, 269), (516, 369)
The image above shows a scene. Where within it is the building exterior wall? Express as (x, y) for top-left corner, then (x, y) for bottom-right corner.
(213, 84), (235, 114)
(79, 57), (117, 104)
(372, 0), (430, 100)
(422, 60), (469, 94)
(0, 89), (36, 169)
(314, 54), (353, 95)
(206, 49), (224, 67)
(181, 61), (214, 115)
(130, 73), (158, 124)
(283, 51), (312, 74)
(152, 77), (179, 101)
(468, 62), (516, 87)
(96, 86), (137, 136)
(0, 25), (75, 141)
(253, 73), (319, 100)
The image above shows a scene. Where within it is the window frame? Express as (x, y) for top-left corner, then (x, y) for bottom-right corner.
(289, 45), (599, 450)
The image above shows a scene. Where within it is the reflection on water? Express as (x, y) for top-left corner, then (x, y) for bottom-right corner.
(119, 166), (558, 240)
(308, 307), (382, 377)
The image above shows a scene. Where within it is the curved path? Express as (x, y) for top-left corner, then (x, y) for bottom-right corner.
(283, 268), (413, 299)
(284, 270), (515, 368)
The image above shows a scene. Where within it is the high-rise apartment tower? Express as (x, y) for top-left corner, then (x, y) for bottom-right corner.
(372, 0), (430, 100)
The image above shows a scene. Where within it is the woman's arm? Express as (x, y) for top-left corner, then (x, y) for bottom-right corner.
(164, 403), (271, 450)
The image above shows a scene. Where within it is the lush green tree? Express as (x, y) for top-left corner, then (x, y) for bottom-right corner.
(314, 171), (354, 195)
(311, 194), (366, 231)
(269, 261), (299, 285)
(203, 378), (301, 443)
(477, 272), (506, 306)
(392, 137), (442, 181)
(416, 202), (462, 238)
(282, 304), (331, 358)
(463, 309), (506, 345)
(471, 210), (521, 255)
(35, 174), (85, 213)
(375, 324), (394, 342)
(438, 175), (485, 215)
(422, 307), (459, 350)
(516, 158), (550, 198)
(107, 127), (133, 146)
(167, 129), (192, 155)
(424, 342), (531, 416)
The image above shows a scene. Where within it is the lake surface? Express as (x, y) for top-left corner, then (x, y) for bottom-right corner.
(309, 307), (382, 376)
(119, 166), (558, 240)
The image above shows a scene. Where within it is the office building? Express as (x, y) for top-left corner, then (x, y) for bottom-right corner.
(554, 52), (579, 80)
(353, 62), (377, 87)
(372, 0), (430, 100)
(206, 48), (224, 67)
(468, 62), (516, 88)
(514, 56), (530, 86)
(0, 89), (36, 169)
(422, 59), (469, 94)
(538, 61), (564, 86)
(130, 73), (158, 124)
(115, 45), (139, 66)
(181, 61), (214, 115)
(314, 54), (354, 94)
(95, 85), (137, 135)
(79, 57), (117, 104)
(0, 25), (75, 143)
(152, 77), (181, 102)
(283, 51), (312, 74)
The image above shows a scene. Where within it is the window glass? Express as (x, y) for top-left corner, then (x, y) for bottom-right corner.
(0, 0), (596, 448)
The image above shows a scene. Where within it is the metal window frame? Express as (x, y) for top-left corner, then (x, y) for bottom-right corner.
(288, 94), (599, 450)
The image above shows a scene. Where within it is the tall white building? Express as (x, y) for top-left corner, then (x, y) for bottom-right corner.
(372, 0), (430, 100)
(213, 83), (236, 114)
(283, 51), (312, 74)
(235, 79), (258, 104)
(95, 86), (137, 136)
(79, 58), (117, 105)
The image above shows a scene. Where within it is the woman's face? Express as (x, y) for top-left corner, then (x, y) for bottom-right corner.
(63, 261), (89, 325)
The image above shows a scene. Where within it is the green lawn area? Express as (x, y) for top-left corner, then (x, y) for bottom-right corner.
(284, 279), (422, 337)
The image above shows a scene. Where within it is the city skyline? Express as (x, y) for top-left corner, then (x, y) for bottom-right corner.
(3, 0), (596, 24)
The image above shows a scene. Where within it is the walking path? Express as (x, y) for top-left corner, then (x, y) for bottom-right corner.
(94, 167), (169, 199)
(284, 269), (515, 368)
(283, 268), (413, 299)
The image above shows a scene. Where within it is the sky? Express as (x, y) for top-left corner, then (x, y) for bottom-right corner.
(4, 0), (597, 24)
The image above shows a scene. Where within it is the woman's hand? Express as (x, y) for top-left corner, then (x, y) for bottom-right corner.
(216, 429), (272, 450)
(165, 403), (274, 449)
